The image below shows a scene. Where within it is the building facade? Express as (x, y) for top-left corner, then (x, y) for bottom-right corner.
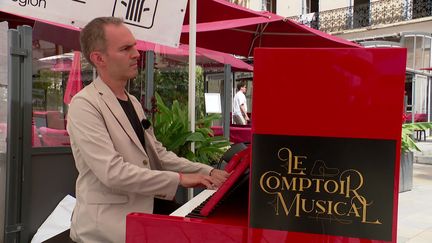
(229, 0), (432, 119)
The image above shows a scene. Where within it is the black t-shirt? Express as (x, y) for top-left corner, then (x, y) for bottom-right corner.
(117, 97), (146, 150)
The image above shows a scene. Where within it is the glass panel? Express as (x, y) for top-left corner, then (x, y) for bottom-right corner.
(414, 75), (428, 114)
(405, 36), (415, 68)
(126, 51), (146, 102)
(154, 53), (190, 111)
(31, 39), (94, 147)
(414, 36), (424, 70)
(423, 37), (431, 69)
(0, 22), (7, 153)
(0, 21), (9, 243)
(233, 73), (253, 126)
(404, 74), (413, 114)
(206, 72), (225, 126)
(153, 49), (255, 140)
(153, 51), (221, 121)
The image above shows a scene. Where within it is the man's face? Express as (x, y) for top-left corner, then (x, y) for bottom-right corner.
(100, 24), (139, 81)
(241, 86), (247, 93)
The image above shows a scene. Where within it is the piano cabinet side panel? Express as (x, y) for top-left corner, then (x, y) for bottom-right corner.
(249, 48), (406, 243)
(126, 213), (248, 243)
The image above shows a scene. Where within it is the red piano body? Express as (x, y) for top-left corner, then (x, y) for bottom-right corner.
(126, 48), (406, 243)
(127, 203), (248, 243)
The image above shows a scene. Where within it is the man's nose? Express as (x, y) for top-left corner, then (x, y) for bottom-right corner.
(131, 47), (140, 59)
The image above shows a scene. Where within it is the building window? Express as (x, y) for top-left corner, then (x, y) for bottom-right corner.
(231, 0), (249, 8)
(306, 0), (319, 13)
(412, 0), (432, 19)
(353, 0), (370, 28)
(263, 0), (276, 13)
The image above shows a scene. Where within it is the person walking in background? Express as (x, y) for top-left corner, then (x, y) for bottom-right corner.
(67, 17), (229, 243)
(233, 81), (249, 125)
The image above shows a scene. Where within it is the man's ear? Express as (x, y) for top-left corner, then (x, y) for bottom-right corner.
(90, 51), (105, 67)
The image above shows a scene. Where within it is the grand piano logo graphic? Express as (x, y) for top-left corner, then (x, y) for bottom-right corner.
(112, 0), (158, 29)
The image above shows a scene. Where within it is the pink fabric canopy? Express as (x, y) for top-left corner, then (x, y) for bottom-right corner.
(183, 0), (270, 25)
(63, 51), (83, 104)
(3, 0), (359, 63)
(181, 0), (359, 57)
(29, 18), (252, 71)
(3, 1), (358, 59)
(137, 41), (252, 71)
(0, 10), (245, 71)
(50, 59), (72, 72)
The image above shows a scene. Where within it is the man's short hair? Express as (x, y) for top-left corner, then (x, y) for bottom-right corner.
(80, 17), (124, 66)
(237, 81), (247, 91)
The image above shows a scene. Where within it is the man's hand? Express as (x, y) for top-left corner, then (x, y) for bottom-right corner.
(179, 169), (230, 190)
(210, 169), (230, 187)
(179, 173), (218, 189)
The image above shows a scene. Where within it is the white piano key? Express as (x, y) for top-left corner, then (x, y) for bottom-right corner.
(169, 189), (216, 217)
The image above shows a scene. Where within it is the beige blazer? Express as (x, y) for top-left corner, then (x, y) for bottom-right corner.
(67, 77), (212, 243)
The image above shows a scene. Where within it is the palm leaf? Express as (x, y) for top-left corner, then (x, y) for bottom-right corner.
(401, 122), (432, 152)
(153, 92), (229, 164)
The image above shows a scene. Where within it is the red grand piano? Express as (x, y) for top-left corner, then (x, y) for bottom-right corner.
(126, 48), (406, 243)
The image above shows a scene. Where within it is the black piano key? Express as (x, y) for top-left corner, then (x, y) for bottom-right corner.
(185, 193), (215, 218)
(186, 175), (248, 218)
(187, 211), (207, 219)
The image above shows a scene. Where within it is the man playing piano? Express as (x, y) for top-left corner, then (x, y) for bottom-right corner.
(67, 17), (229, 243)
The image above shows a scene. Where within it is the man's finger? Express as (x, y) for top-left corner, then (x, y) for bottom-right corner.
(201, 176), (215, 189)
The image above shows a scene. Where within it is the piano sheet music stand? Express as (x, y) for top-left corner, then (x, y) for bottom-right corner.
(126, 48), (406, 243)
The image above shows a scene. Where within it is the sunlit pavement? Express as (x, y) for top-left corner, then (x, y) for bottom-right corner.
(398, 141), (432, 243)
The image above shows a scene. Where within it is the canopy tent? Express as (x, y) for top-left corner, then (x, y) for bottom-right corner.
(181, 0), (359, 57)
(0, 11), (252, 70)
(3, 0), (358, 59)
(180, 0), (359, 145)
(29, 19), (253, 71)
(2, 1), (359, 141)
(136, 42), (252, 71)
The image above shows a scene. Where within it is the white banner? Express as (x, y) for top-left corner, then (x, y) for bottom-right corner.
(0, 0), (188, 47)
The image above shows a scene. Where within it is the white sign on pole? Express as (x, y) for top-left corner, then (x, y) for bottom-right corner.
(0, 0), (187, 47)
(204, 93), (222, 114)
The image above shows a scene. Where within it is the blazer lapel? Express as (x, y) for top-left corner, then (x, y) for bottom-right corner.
(93, 77), (147, 155)
(129, 96), (163, 170)
(129, 94), (145, 126)
(129, 95), (151, 145)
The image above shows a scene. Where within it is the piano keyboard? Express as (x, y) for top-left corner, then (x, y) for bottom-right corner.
(169, 189), (216, 217)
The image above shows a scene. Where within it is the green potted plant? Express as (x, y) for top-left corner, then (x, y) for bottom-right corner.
(152, 93), (230, 165)
(149, 93), (230, 203)
(400, 122), (432, 192)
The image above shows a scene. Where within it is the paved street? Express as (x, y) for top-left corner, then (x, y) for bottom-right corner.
(398, 140), (432, 242)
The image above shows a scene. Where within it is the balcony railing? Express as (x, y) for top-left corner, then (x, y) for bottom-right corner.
(226, 0), (250, 9)
(289, 0), (432, 33)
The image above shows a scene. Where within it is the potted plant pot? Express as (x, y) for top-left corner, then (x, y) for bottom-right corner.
(399, 122), (432, 192)
(399, 151), (413, 192)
